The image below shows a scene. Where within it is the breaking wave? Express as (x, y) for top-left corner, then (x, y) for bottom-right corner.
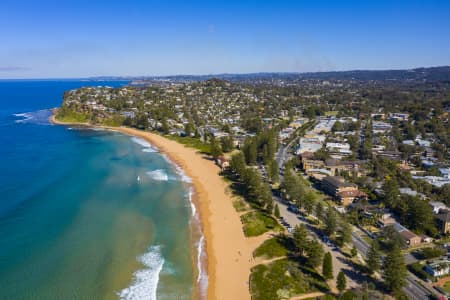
(118, 245), (164, 300)
(146, 169), (169, 181)
(131, 137), (159, 153)
(13, 109), (53, 125)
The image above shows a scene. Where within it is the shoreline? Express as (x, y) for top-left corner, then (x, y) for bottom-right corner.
(51, 114), (255, 300)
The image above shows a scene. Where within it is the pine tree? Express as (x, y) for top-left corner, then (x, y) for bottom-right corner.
(230, 152), (246, 178)
(306, 238), (324, 267)
(293, 224), (309, 254)
(274, 204), (280, 219)
(210, 138), (223, 159)
(382, 244), (407, 292)
(315, 202), (324, 220)
(366, 239), (381, 274)
(337, 271), (347, 293)
(322, 252), (333, 279)
(324, 208), (337, 236)
(339, 220), (352, 245)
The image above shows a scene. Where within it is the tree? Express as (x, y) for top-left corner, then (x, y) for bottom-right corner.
(315, 202), (324, 220)
(406, 196), (438, 236)
(366, 240), (381, 274)
(220, 136), (234, 152)
(267, 159), (279, 183)
(184, 122), (195, 137)
(161, 117), (170, 134)
(322, 252), (333, 279)
(339, 220), (352, 245)
(274, 204), (280, 219)
(337, 271), (347, 293)
(210, 138), (223, 159)
(243, 139), (257, 165)
(324, 208), (337, 236)
(293, 224), (309, 255)
(230, 152), (246, 178)
(382, 244), (407, 292)
(307, 238), (324, 268)
(350, 246), (357, 257)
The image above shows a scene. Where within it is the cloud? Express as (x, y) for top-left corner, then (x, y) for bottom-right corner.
(0, 66), (30, 72)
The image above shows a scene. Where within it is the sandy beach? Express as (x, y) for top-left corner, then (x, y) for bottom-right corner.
(51, 115), (261, 300)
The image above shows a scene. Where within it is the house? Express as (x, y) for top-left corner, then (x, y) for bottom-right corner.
(389, 113), (409, 122)
(377, 214), (397, 227)
(425, 260), (450, 277)
(436, 211), (450, 234)
(321, 176), (365, 206)
(429, 201), (448, 214)
(302, 159), (325, 172)
(372, 121), (392, 133)
(391, 223), (421, 247)
(399, 230), (422, 247)
(325, 159), (363, 177)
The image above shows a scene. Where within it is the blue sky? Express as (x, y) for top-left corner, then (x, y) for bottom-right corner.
(1, 0), (449, 78)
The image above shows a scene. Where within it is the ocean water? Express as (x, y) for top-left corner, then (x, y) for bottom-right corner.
(0, 81), (203, 299)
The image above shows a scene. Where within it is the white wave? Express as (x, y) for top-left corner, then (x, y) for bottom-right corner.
(131, 137), (151, 148)
(188, 189), (196, 217)
(13, 109), (52, 125)
(146, 169), (169, 181)
(196, 235), (208, 297)
(118, 245), (164, 300)
(174, 164), (193, 183)
(131, 137), (159, 153)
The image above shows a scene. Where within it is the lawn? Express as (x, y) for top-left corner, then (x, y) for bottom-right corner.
(240, 211), (283, 237)
(232, 198), (249, 212)
(250, 258), (329, 300)
(443, 281), (450, 294)
(165, 135), (211, 154)
(253, 235), (293, 259)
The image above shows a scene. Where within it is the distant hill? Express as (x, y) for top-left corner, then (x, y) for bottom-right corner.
(89, 66), (450, 84)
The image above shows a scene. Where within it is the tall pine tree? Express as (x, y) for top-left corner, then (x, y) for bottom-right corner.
(382, 244), (407, 292)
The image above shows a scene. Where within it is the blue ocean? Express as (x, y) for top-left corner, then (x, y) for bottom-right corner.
(0, 81), (204, 299)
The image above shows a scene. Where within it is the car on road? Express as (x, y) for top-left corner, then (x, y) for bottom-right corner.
(287, 205), (299, 214)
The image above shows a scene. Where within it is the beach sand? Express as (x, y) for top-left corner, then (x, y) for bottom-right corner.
(51, 116), (260, 300)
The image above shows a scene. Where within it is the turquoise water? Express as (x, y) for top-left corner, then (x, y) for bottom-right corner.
(0, 81), (202, 299)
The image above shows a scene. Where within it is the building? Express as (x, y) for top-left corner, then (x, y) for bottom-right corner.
(436, 211), (450, 234)
(302, 159), (325, 172)
(325, 159), (363, 177)
(389, 113), (409, 122)
(429, 201), (448, 214)
(321, 176), (365, 206)
(372, 121), (393, 133)
(392, 223), (421, 247)
(425, 260), (450, 277)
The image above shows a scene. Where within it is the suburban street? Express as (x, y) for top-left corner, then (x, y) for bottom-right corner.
(274, 195), (366, 290)
(274, 128), (437, 299)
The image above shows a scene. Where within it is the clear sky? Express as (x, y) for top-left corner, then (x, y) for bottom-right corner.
(1, 0), (450, 78)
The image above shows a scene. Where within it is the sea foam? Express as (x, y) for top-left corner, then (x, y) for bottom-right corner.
(131, 137), (158, 153)
(13, 109), (53, 125)
(146, 170), (169, 181)
(118, 245), (164, 300)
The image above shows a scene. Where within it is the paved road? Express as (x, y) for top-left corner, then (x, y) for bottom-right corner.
(351, 228), (434, 299)
(275, 197), (365, 289)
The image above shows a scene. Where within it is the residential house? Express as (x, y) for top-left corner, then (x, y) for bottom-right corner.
(425, 260), (450, 277)
(436, 211), (450, 234)
(429, 202), (448, 214)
